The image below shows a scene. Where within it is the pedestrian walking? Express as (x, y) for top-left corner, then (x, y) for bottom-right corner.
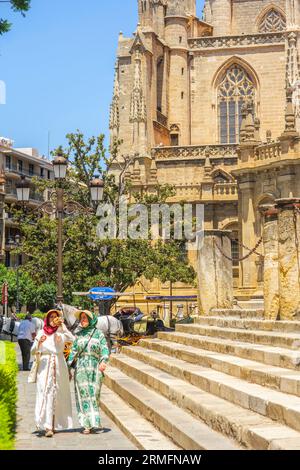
(31, 309), (74, 437)
(68, 310), (110, 434)
(17, 314), (36, 371)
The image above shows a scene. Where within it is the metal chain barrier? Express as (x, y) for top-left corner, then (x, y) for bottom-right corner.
(214, 236), (263, 263)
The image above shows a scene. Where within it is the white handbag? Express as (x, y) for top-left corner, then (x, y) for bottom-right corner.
(28, 353), (41, 384)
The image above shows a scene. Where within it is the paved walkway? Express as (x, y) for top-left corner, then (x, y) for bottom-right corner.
(15, 348), (136, 450)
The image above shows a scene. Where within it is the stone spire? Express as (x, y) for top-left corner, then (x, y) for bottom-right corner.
(286, 32), (300, 132)
(239, 103), (248, 142)
(280, 85), (299, 139)
(254, 117), (261, 143)
(149, 152), (158, 183)
(244, 101), (255, 142)
(204, 148), (213, 181)
(130, 49), (147, 124)
(132, 155), (142, 183)
(109, 61), (120, 133)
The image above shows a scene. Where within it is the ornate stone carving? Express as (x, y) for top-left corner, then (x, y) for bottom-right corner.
(189, 32), (285, 50)
(109, 62), (120, 131)
(130, 50), (147, 123)
(153, 144), (238, 161)
(259, 9), (286, 33)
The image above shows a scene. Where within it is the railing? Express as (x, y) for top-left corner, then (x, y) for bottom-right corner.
(255, 142), (282, 161)
(188, 31), (285, 50)
(153, 144), (238, 161)
(214, 182), (238, 197)
(5, 165), (51, 179)
(156, 110), (168, 127)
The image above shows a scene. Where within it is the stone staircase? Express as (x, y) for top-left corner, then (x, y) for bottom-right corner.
(102, 310), (300, 450)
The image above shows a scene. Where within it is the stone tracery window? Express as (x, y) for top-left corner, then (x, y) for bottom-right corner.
(259, 9), (286, 33)
(218, 64), (255, 144)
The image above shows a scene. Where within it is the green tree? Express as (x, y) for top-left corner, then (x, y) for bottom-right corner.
(12, 131), (196, 307)
(0, 0), (31, 35)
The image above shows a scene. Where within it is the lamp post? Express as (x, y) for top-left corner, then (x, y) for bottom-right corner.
(8, 234), (21, 314)
(16, 155), (104, 306)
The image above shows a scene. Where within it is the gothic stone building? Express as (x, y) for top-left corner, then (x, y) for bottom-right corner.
(109, 0), (300, 312)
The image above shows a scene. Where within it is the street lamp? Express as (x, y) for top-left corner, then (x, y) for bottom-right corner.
(16, 158), (104, 305)
(16, 176), (30, 203)
(53, 152), (68, 180)
(8, 234), (21, 314)
(90, 176), (104, 203)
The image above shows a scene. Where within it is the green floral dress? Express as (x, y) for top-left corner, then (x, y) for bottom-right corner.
(68, 329), (110, 429)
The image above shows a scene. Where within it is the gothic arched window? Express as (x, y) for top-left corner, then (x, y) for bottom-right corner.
(259, 9), (286, 33)
(218, 64), (255, 144)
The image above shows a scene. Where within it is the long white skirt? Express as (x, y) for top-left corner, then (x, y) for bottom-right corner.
(35, 353), (73, 431)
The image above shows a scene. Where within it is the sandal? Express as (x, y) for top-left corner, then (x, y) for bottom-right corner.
(45, 429), (54, 438)
(82, 428), (91, 434)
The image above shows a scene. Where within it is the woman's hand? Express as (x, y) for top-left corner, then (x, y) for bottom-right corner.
(99, 362), (107, 373)
(38, 335), (47, 348)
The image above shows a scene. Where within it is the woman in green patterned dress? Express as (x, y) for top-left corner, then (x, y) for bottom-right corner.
(68, 310), (110, 434)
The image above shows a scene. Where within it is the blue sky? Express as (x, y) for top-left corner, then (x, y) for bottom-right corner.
(0, 0), (204, 157)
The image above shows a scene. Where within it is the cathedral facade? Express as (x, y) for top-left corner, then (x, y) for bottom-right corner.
(109, 0), (300, 310)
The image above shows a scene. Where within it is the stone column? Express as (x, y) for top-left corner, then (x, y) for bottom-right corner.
(197, 230), (233, 316)
(261, 206), (279, 320)
(276, 198), (300, 320)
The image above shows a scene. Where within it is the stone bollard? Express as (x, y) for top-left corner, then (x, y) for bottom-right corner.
(275, 198), (300, 320)
(197, 230), (233, 316)
(261, 206), (279, 320)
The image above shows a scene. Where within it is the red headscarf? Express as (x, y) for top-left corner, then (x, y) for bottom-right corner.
(43, 310), (61, 336)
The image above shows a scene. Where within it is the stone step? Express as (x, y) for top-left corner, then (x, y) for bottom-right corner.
(109, 354), (300, 449)
(138, 338), (300, 397)
(195, 316), (300, 333)
(104, 366), (240, 450)
(176, 324), (300, 350)
(119, 346), (300, 433)
(210, 309), (264, 318)
(157, 331), (300, 370)
(100, 385), (180, 450)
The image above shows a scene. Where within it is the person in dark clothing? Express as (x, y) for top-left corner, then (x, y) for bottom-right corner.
(17, 314), (36, 371)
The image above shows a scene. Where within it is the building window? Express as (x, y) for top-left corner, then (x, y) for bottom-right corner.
(259, 9), (286, 32)
(40, 167), (45, 178)
(170, 134), (179, 146)
(47, 170), (51, 179)
(29, 164), (34, 176)
(170, 124), (180, 146)
(18, 160), (23, 173)
(6, 155), (11, 170)
(218, 64), (255, 144)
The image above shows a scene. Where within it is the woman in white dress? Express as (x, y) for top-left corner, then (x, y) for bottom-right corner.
(31, 309), (74, 437)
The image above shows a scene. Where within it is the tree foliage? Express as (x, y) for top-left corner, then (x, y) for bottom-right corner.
(0, 0), (31, 35)
(11, 131), (196, 308)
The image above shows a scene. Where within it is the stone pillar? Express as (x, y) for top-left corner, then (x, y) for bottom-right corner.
(197, 230), (233, 316)
(276, 198), (300, 320)
(238, 177), (258, 290)
(261, 206), (279, 320)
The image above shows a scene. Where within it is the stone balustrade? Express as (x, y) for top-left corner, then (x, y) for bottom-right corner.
(255, 142), (282, 161)
(214, 182), (238, 198)
(189, 32), (285, 50)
